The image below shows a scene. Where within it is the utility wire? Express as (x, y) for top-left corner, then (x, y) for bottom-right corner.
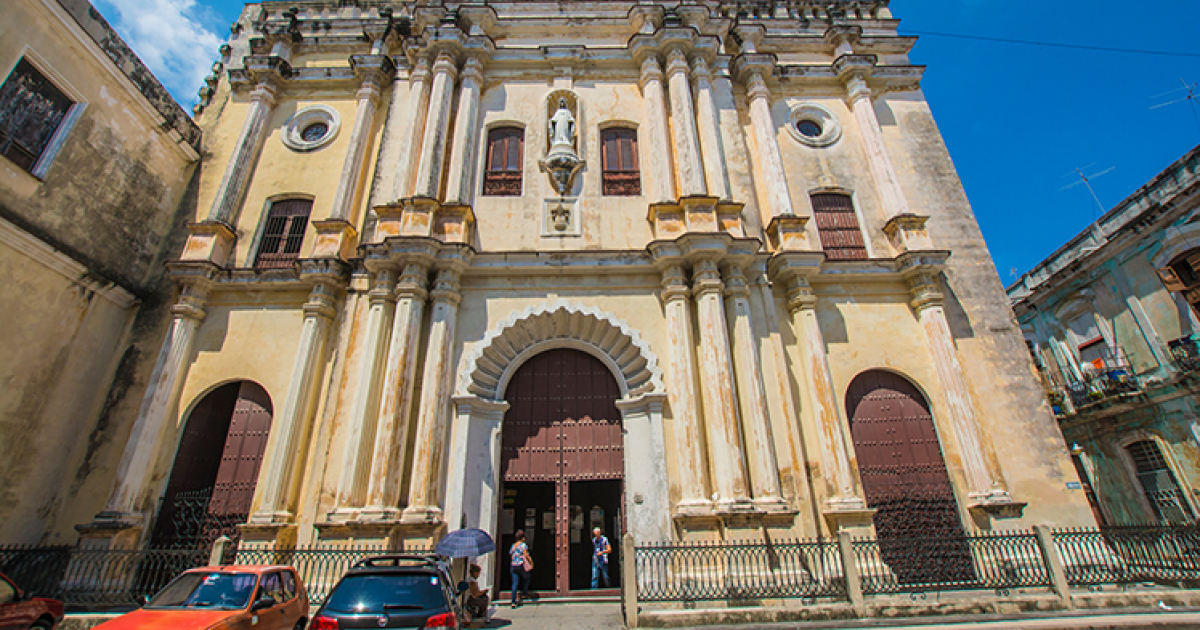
(901, 29), (1200, 59)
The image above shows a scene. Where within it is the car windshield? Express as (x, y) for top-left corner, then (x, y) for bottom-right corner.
(147, 572), (258, 610)
(323, 573), (446, 614)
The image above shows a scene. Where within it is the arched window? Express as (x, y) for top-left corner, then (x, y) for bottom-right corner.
(1125, 439), (1193, 524)
(601, 127), (640, 196)
(482, 126), (523, 196)
(810, 192), (867, 260)
(255, 198), (311, 269)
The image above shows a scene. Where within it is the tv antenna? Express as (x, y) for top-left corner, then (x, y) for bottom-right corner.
(1060, 163), (1114, 218)
(1150, 78), (1200, 135)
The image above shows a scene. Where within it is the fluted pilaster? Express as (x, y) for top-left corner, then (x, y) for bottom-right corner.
(639, 56), (676, 203)
(445, 56), (485, 205)
(660, 264), (709, 513)
(208, 81), (279, 223)
(666, 48), (706, 197)
(413, 52), (458, 199)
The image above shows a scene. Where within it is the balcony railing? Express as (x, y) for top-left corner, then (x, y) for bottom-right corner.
(1064, 365), (1140, 410)
(1169, 336), (1200, 373)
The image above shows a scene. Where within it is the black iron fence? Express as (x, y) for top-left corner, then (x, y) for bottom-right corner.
(851, 531), (1050, 595)
(635, 538), (843, 602)
(235, 544), (432, 606)
(0, 545), (205, 609)
(635, 525), (1200, 604)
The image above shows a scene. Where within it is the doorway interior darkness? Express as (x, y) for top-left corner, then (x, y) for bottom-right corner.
(150, 381), (272, 549)
(498, 349), (624, 595)
(846, 370), (974, 585)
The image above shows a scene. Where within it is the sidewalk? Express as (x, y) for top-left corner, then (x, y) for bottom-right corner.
(477, 602), (1200, 629)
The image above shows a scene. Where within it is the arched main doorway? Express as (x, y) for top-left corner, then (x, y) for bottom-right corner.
(150, 381), (273, 549)
(498, 348), (624, 594)
(846, 370), (973, 584)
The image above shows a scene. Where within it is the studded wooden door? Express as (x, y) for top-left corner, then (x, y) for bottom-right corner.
(846, 370), (974, 585)
(501, 349), (623, 594)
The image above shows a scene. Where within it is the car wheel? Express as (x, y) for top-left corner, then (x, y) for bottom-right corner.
(29, 620), (52, 630)
(293, 621), (305, 630)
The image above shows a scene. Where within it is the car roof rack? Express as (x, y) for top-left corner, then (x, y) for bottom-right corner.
(352, 554), (446, 569)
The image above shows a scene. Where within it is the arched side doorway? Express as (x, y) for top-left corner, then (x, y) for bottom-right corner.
(150, 381), (272, 549)
(845, 370), (974, 584)
(499, 349), (624, 594)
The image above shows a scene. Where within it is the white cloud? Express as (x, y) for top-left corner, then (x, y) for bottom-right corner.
(94, 0), (224, 107)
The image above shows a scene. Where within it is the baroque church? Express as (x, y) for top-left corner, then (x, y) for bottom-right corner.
(8, 0), (1096, 595)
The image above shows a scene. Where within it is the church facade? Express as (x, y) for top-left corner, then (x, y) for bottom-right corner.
(67, 0), (1094, 594)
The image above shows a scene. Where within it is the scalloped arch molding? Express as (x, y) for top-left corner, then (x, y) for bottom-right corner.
(457, 300), (665, 401)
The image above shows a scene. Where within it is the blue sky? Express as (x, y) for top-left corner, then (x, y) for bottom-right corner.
(92, 0), (1199, 281)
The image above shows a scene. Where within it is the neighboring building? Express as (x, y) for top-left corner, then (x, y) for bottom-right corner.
(47, 0), (1093, 595)
(1009, 145), (1200, 527)
(0, 0), (200, 543)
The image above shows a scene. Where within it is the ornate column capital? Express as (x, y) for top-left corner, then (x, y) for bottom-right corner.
(639, 55), (665, 88)
(430, 268), (463, 305)
(660, 264), (691, 303)
(410, 55), (432, 83)
(249, 79), (280, 109)
(431, 51), (459, 81)
(367, 267), (399, 305)
(690, 56), (713, 84)
(395, 262), (430, 301)
(460, 55), (485, 84)
(784, 275), (817, 315)
(665, 47), (690, 78)
(721, 263), (751, 300)
(691, 258), (724, 299)
(906, 270), (944, 313)
(303, 281), (340, 322)
(170, 284), (210, 322)
(746, 71), (771, 104)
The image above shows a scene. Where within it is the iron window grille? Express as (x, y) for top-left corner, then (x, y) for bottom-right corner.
(0, 58), (73, 175)
(482, 127), (523, 196)
(255, 199), (311, 269)
(601, 128), (640, 196)
(811, 193), (868, 260)
(1127, 440), (1195, 524)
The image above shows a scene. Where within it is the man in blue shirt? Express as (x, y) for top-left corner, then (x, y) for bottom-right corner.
(591, 527), (611, 588)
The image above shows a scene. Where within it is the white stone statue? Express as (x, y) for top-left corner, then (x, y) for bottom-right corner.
(548, 98), (576, 153)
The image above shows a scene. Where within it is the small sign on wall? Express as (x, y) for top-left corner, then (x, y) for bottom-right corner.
(1066, 481), (1083, 490)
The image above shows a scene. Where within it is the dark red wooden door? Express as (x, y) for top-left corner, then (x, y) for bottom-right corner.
(846, 371), (974, 585)
(501, 349), (623, 594)
(151, 381), (273, 550)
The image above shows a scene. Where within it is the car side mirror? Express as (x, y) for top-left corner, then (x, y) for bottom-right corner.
(251, 596), (275, 612)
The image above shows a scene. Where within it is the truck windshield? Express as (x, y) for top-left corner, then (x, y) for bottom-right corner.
(147, 572), (258, 610)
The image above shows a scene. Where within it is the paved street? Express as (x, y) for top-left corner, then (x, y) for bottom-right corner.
(479, 602), (625, 629)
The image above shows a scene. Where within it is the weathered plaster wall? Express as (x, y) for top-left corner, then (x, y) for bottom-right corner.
(0, 0), (199, 544)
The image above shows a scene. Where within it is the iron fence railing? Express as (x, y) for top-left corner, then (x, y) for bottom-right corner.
(0, 545), (205, 609)
(235, 544), (434, 606)
(635, 539), (843, 602)
(852, 531), (1050, 595)
(1054, 526), (1200, 587)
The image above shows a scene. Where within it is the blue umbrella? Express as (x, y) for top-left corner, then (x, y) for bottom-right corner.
(436, 528), (496, 558)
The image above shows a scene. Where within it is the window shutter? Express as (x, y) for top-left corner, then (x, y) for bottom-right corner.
(601, 128), (640, 196)
(0, 58), (73, 173)
(255, 199), (312, 269)
(811, 193), (867, 260)
(483, 127), (523, 196)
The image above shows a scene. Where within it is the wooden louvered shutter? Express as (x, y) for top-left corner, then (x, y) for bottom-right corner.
(601, 128), (640, 196)
(811, 193), (868, 261)
(483, 127), (523, 196)
(255, 199), (311, 269)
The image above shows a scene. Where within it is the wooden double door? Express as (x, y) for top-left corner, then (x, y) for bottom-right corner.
(498, 349), (624, 594)
(847, 371), (974, 585)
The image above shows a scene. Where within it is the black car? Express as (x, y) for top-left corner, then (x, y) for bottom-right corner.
(310, 555), (464, 629)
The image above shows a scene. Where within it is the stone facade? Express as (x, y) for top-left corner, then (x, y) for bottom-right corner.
(0, 0), (200, 544)
(53, 0), (1094, 582)
(1009, 145), (1200, 527)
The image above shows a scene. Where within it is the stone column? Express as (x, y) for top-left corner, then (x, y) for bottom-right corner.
(843, 71), (909, 218)
(722, 263), (786, 509)
(330, 65), (388, 222)
(391, 57), (432, 202)
(98, 285), (208, 521)
(250, 280), (339, 524)
(444, 56), (485, 205)
(691, 56), (731, 201)
(692, 258), (752, 510)
(907, 270), (1009, 504)
(665, 48), (706, 197)
(745, 71), (795, 217)
(639, 56), (676, 203)
(780, 274), (865, 510)
(208, 80), (279, 223)
(413, 52), (458, 199)
(403, 263), (467, 523)
(362, 261), (430, 521)
(330, 267), (397, 517)
(659, 264), (709, 512)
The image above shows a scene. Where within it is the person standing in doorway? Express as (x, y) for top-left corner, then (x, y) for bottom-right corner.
(591, 527), (611, 589)
(509, 530), (532, 607)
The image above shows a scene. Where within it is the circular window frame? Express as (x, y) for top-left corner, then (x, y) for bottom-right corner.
(786, 102), (842, 148)
(282, 105), (340, 152)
